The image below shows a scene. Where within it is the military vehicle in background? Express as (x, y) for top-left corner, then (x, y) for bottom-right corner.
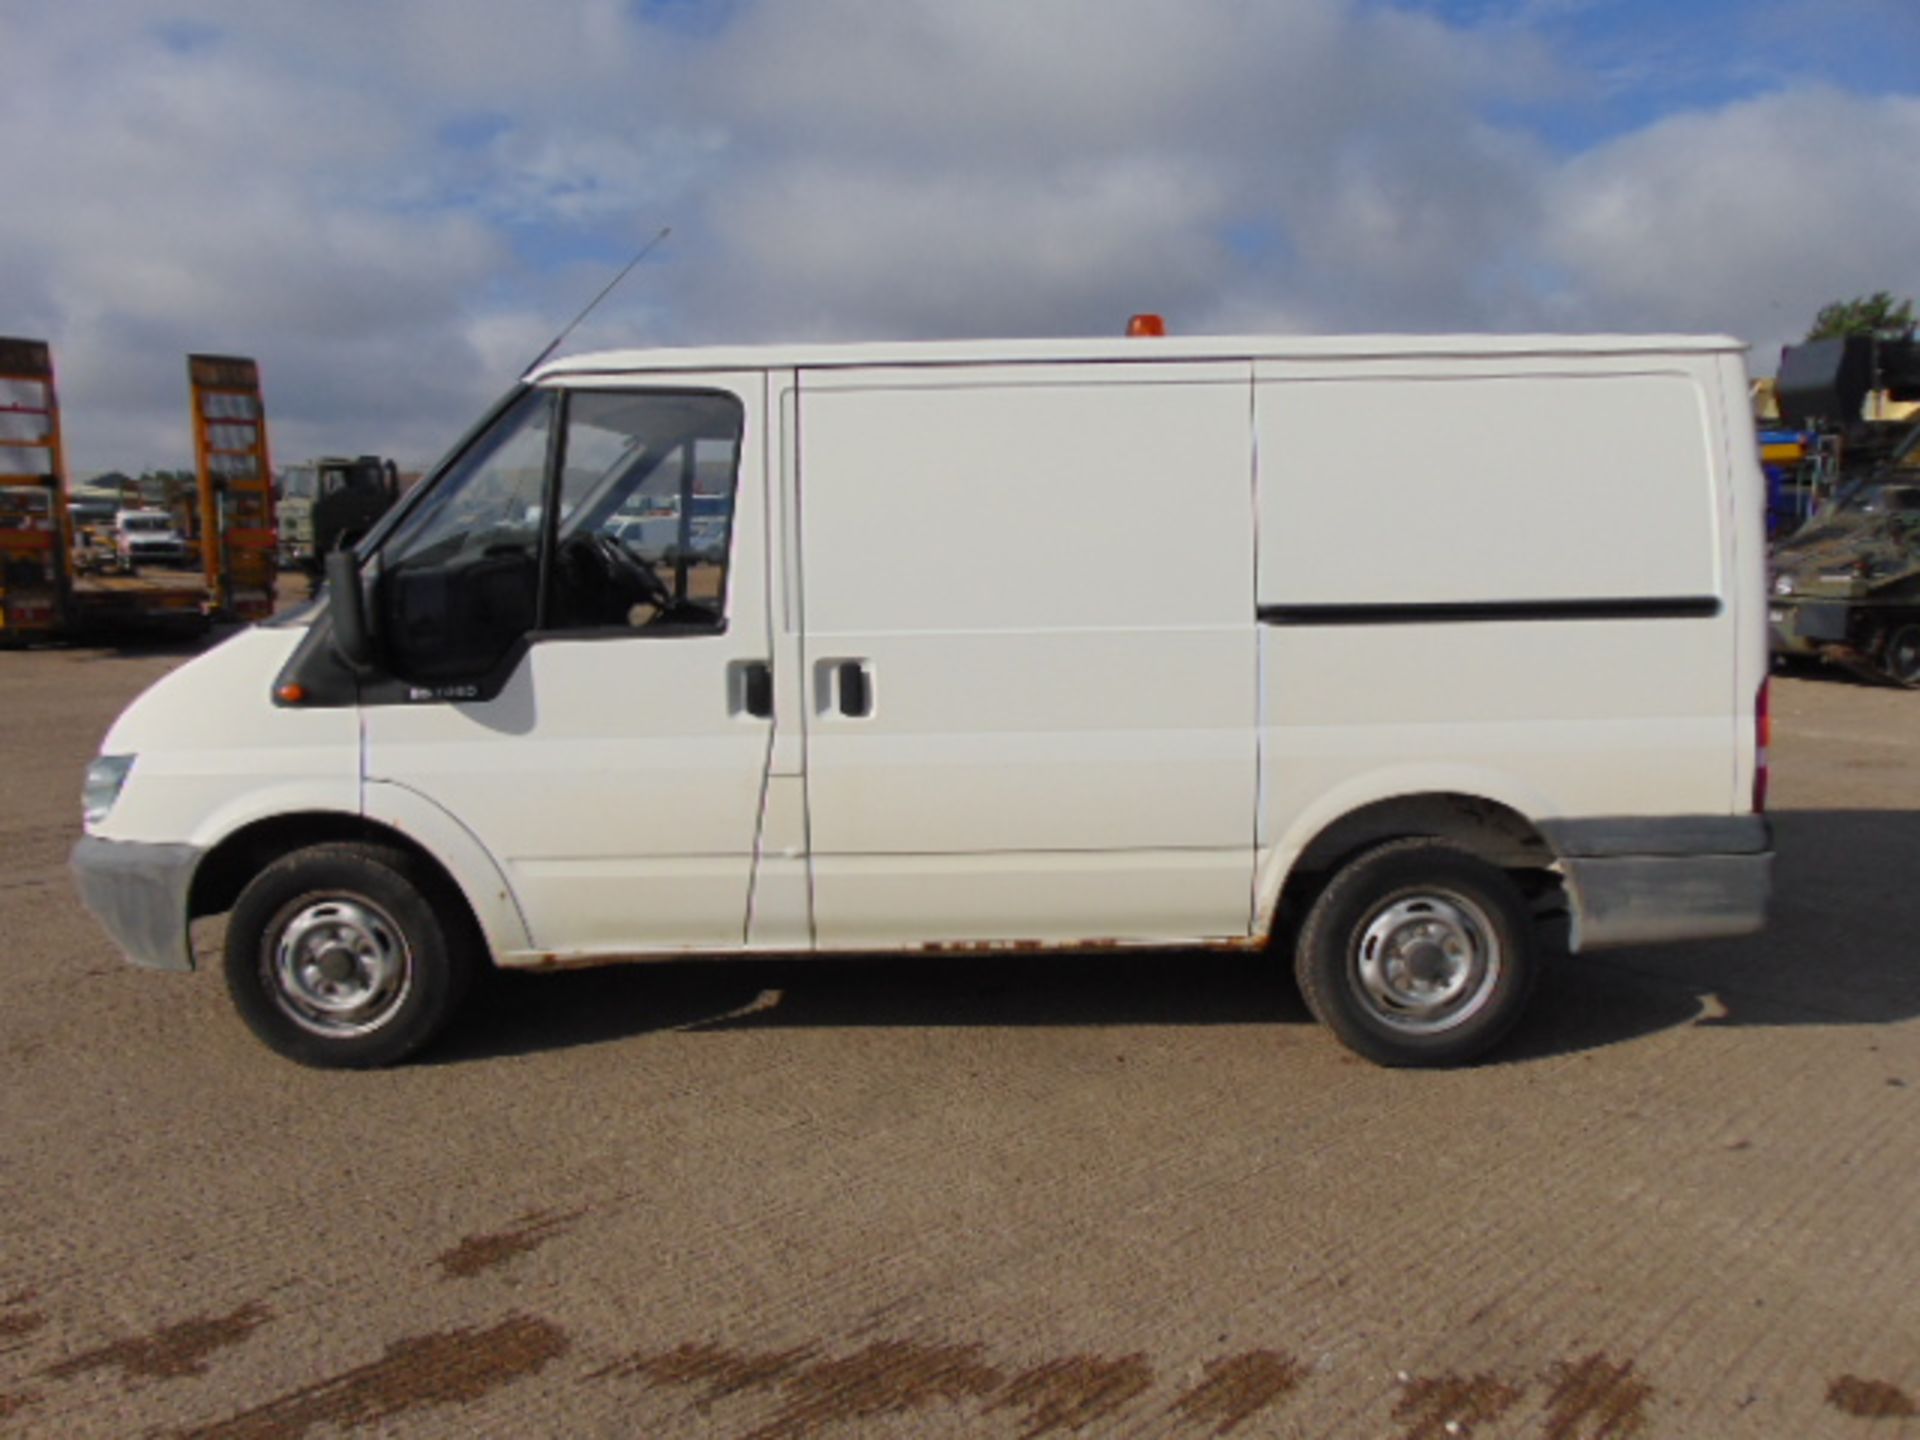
(277, 454), (399, 580)
(1768, 335), (1920, 686)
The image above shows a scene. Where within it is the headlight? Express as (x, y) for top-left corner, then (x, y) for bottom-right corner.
(82, 754), (135, 827)
(1772, 573), (1796, 596)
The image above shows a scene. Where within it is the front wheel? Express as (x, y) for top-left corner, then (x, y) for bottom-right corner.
(224, 842), (476, 1068)
(1294, 839), (1536, 1067)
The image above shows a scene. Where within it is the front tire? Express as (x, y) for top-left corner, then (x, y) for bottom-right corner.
(1295, 839), (1536, 1067)
(224, 842), (476, 1068)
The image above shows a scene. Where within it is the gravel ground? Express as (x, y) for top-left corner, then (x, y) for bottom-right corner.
(1, 632), (1916, 1439)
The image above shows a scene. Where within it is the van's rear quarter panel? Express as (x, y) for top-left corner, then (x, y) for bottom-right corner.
(1252, 355), (1741, 871)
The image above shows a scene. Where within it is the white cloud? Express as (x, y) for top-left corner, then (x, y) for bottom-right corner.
(1541, 89), (1920, 354)
(0, 0), (1915, 476)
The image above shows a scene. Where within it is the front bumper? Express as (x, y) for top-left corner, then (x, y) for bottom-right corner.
(70, 836), (202, 971)
(1543, 816), (1772, 951)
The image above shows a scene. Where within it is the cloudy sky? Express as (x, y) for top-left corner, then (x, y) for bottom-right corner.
(3, 0), (1918, 477)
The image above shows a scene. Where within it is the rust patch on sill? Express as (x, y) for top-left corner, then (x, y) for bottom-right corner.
(171, 1314), (568, 1440)
(914, 935), (1266, 957)
(1827, 1375), (1917, 1419)
(511, 934), (1268, 970)
(1169, 1350), (1306, 1435)
(434, 1207), (585, 1280)
(44, 1302), (271, 1384)
(1393, 1372), (1525, 1439)
(1541, 1353), (1652, 1439)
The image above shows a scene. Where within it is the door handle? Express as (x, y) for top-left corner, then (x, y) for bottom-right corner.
(729, 660), (773, 719)
(837, 660), (871, 718)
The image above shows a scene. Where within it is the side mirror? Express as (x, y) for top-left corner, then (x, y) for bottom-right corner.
(326, 549), (378, 673)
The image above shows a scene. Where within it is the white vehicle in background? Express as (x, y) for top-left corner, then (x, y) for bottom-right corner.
(113, 509), (187, 571)
(71, 325), (1773, 1069)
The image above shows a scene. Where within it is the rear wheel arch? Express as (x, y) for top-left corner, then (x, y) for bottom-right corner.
(1261, 791), (1567, 948)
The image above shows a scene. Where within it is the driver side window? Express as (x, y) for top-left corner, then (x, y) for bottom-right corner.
(378, 389), (553, 683)
(549, 390), (743, 633)
(375, 386), (744, 687)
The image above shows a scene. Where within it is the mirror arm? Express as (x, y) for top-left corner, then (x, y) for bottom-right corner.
(326, 549), (379, 675)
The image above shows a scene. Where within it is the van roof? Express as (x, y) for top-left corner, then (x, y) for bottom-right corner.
(533, 331), (1746, 380)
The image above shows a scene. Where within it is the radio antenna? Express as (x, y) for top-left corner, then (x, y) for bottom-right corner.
(521, 225), (671, 378)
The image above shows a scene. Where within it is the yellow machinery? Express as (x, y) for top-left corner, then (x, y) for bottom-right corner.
(0, 340), (278, 640)
(0, 338), (74, 639)
(190, 354), (278, 623)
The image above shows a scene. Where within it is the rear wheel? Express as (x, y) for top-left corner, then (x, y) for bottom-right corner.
(223, 842), (476, 1068)
(1294, 839), (1536, 1067)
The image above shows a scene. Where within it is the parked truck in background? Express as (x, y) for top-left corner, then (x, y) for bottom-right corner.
(0, 337), (73, 640)
(0, 338), (278, 639)
(114, 509), (189, 570)
(190, 354), (278, 624)
(277, 455), (400, 576)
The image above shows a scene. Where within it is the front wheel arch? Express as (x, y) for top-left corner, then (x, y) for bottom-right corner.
(189, 813), (491, 960)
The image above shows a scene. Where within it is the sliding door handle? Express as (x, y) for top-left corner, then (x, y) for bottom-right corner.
(814, 658), (874, 718)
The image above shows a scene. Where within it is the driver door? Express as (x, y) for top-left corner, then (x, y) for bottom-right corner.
(360, 372), (777, 959)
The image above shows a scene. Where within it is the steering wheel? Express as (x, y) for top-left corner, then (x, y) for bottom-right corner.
(584, 531), (674, 614)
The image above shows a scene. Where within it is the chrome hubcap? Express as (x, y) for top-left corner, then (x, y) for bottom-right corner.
(269, 897), (413, 1037)
(1354, 890), (1501, 1034)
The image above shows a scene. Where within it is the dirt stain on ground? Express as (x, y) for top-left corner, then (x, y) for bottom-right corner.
(433, 1207), (586, 1279)
(1827, 1375), (1918, 1419)
(1170, 1350), (1307, 1436)
(591, 1340), (816, 1408)
(43, 1302), (271, 1384)
(746, 1339), (1005, 1440)
(0, 1289), (46, 1354)
(601, 1337), (1008, 1437)
(172, 1314), (568, 1440)
(0, 1388), (41, 1421)
(1541, 1353), (1653, 1439)
(990, 1352), (1155, 1437)
(1394, 1372), (1525, 1439)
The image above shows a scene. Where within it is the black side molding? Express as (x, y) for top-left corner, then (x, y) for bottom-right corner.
(1257, 596), (1722, 626)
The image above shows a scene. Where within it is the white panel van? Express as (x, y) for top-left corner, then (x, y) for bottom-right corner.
(71, 332), (1772, 1068)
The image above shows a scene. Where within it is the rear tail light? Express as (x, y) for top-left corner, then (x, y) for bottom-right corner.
(1753, 677), (1771, 813)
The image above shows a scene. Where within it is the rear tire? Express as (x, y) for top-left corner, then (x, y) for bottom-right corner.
(1295, 839), (1536, 1067)
(223, 842), (476, 1068)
